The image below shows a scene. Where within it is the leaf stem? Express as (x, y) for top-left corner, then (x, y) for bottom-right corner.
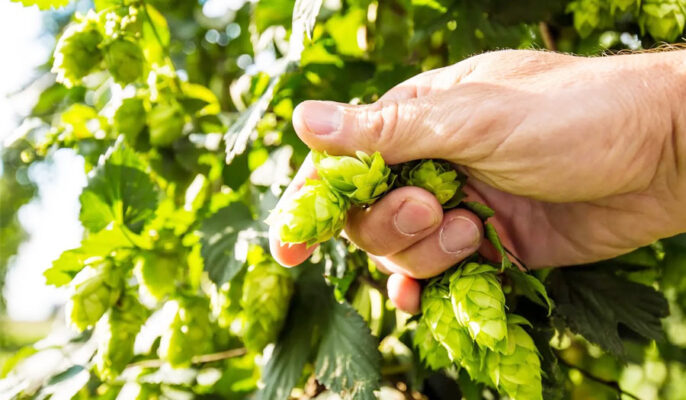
(556, 356), (639, 400)
(127, 347), (247, 369)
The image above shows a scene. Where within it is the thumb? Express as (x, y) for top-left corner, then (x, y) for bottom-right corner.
(292, 99), (451, 164)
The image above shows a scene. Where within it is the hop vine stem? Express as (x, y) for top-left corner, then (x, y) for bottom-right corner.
(126, 348), (247, 369)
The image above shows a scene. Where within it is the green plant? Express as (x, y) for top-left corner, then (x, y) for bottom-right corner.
(1, 0), (686, 399)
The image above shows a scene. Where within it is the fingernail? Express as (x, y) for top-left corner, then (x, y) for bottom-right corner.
(300, 101), (342, 135)
(440, 217), (480, 254)
(394, 200), (438, 235)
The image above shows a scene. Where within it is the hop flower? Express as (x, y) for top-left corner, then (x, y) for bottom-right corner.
(240, 257), (294, 352)
(450, 263), (508, 352)
(52, 12), (104, 88)
(421, 282), (492, 384)
(413, 319), (451, 370)
(312, 151), (393, 205)
(105, 39), (145, 85)
(66, 261), (122, 331)
(486, 316), (542, 400)
(269, 179), (350, 246)
(95, 293), (148, 380)
(566, 0), (610, 38)
(114, 97), (147, 143)
(158, 296), (213, 367)
(640, 0), (686, 41)
(400, 160), (462, 207)
(148, 100), (186, 147)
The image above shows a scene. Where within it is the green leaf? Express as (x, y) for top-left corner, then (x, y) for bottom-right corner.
(484, 222), (512, 270)
(505, 268), (553, 314)
(547, 267), (669, 359)
(199, 203), (255, 285)
(315, 301), (381, 400)
(258, 262), (329, 400)
(463, 201), (495, 220)
(11, 0), (72, 10)
(0, 346), (37, 378)
(79, 139), (159, 234)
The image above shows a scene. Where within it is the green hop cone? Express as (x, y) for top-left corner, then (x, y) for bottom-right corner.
(413, 319), (451, 370)
(158, 296), (213, 367)
(566, 0), (608, 38)
(105, 39), (145, 85)
(449, 263), (508, 352)
(95, 293), (148, 380)
(66, 261), (123, 331)
(640, 0), (686, 41)
(269, 179), (350, 246)
(148, 100), (186, 147)
(134, 252), (177, 301)
(312, 151), (393, 205)
(240, 258), (294, 352)
(114, 97), (147, 143)
(400, 160), (462, 207)
(486, 316), (542, 400)
(421, 281), (492, 384)
(52, 12), (104, 88)
(610, 0), (638, 13)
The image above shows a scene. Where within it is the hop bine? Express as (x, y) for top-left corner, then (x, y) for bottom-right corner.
(450, 263), (508, 352)
(95, 292), (148, 380)
(240, 257), (294, 352)
(486, 315), (543, 400)
(269, 178), (349, 246)
(399, 160), (463, 207)
(312, 151), (393, 205)
(66, 261), (123, 331)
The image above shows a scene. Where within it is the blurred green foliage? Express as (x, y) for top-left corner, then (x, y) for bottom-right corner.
(1, 0), (686, 399)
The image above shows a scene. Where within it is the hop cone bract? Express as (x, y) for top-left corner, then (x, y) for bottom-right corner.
(66, 261), (123, 331)
(158, 296), (213, 367)
(95, 293), (148, 380)
(312, 151), (393, 205)
(450, 263), (508, 352)
(486, 316), (542, 400)
(271, 179), (350, 246)
(240, 258), (294, 352)
(105, 39), (145, 85)
(400, 160), (462, 207)
(413, 319), (451, 370)
(52, 12), (104, 88)
(640, 0), (686, 41)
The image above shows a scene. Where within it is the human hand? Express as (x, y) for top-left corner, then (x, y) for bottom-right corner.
(269, 49), (686, 313)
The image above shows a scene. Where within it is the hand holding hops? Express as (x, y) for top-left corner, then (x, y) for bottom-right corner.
(400, 160), (462, 207)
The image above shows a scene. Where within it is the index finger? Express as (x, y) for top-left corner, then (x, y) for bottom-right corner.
(269, 154), (320, 267)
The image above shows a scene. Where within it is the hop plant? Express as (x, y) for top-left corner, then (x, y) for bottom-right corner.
(95, 293), (148, 380)
(566, 0), (609, 38)
(148, 100), (186, 147)
(450, 263), (508, 352)
(240, 255), (294, 352)
(421, 281), (492, 384)
(486, 316), (543, 400)
(312, 151), (393, 205)
(52, 12), (104, 88)
(114, 97), (147, 142)
(640, 0), (686, 41)
(610, 0), (638, 13)
(270, 179), (350, 246)
(105, 39), (145, 85)
(158, 296), (213, 367)
(413, 319), (451, 370)
(400, 160), (462, 207)
(66, 261), (123, 331)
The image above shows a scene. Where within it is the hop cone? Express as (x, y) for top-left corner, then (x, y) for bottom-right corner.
(158, 296), (213, 367)
(449, 263), (508, 352)
(270, 179), (350, 246)
(400, 160), (462, 207)
(421, 282), (492, 384)
(240, 258), (294, 352)
(486, 316), (542, 400)
(114, 97), (146, 142)
(66, 261), (122, 331)
(148, 100), (186, 147)
(312, 151), (393, 205)
(640, 0), (686, 41)
(105, 39), (145, 85)
(52, 12), (104, 88)
(95, 293), (148, 380)
(413, 319), (451, 370)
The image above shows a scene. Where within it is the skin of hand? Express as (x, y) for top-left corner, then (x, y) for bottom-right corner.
(269, 49), (686, 313)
